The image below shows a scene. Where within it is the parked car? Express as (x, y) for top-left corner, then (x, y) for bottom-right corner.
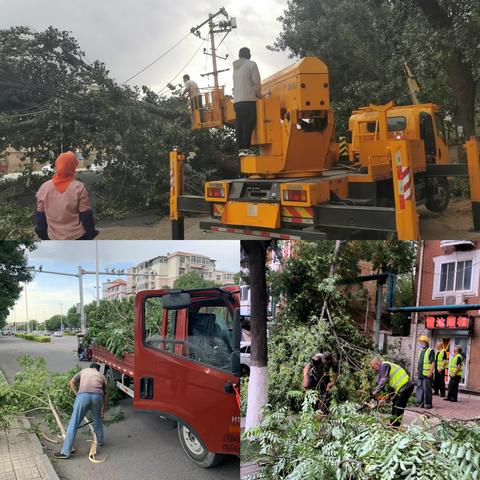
(41, 164), (54, 175)
(52, 331), (63, 337)
(240, 341), (251, 377)
(87, 162), (106, 174)
(43, 332), (51, 336)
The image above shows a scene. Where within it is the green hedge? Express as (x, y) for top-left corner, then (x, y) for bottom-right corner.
(15, 333), (51, 343)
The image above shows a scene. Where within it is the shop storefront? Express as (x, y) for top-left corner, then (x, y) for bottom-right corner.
(425, 314), (476, 389)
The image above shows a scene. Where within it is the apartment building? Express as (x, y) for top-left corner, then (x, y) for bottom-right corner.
(102, 279), (128, 300)
(127, 251), (235, 293)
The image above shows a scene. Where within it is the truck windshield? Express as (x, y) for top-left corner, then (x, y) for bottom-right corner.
(143, 297), (236, 374)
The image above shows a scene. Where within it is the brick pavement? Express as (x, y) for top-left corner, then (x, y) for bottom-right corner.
(0, 370), (58, 480)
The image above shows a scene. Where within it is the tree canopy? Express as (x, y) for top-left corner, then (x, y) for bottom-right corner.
(173, 271), (218, 289)
(0, 241), (35, 329)
(0, 26), (238, 226)
(272, 0), (480, 136)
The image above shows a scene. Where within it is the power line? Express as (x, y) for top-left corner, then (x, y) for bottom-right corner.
(157, 36), (208, 95)
(122, 32), (192, 85)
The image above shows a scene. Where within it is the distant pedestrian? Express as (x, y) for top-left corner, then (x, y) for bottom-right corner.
(232, 47), (261, 157)
(370, 357), (414, 427)
(445, 345), (463, 402)
(416, 335), (434, 409)
(433, 340), (447, 397)
(182, 74), (203, 111)
(54, 363), (108, 459)
(35, 151), (98, 240)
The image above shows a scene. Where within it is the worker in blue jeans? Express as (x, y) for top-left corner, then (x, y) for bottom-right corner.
(54, 363), (108, 459)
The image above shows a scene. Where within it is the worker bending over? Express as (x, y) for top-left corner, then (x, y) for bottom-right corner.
(445, 345), (463, 402)
(303, 352), (338, 414)
(370, 357), (414, 427)
(54, 363), (108, 459)
(433, 340), (447, 397)
(416, 335), (434, 409)
(233, 47), (261, 157)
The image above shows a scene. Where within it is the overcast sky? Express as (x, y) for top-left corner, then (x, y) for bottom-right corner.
(1, 0), (292, 94)
(7, 240), (240, 325)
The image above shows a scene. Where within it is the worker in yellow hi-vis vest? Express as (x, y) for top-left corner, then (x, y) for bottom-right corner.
(433, 341), (447, 398)
(370, 357), (414, 427)
(416, 335), (435, 409)
(445, 345), (464, 403)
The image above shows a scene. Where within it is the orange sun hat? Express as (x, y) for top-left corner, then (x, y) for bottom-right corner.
(52, 151), (79, 193)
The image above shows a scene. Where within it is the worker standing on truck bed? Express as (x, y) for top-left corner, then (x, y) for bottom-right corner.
(232, 47), (261, 157)
(416, 335), (434, 409)
(303, 352), (338, 414)
(370, 357), (414, 427)
(54, 363), (108, 459)
(35, 151), (98, 240)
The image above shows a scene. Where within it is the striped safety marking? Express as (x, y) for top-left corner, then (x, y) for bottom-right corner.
(211, 226), (302, 240)
(282, 206), (314, 225)
(395, 151), (412, 209)
(213, 204), (225, 217)
(339, 136), (349, 156)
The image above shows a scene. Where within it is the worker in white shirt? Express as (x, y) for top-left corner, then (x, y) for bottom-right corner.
(182, 74), (203, 112)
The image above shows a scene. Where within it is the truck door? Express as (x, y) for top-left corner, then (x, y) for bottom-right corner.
(133, 290), (240, 459)
(433, 112), (449, 165)
(419, 112), (437, 162)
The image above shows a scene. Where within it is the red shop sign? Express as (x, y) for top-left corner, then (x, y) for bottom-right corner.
(425, 315), (472, 330)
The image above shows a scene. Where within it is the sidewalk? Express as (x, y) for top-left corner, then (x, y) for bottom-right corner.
(404, 392), (480, 424)
(0, 370), (59, 480)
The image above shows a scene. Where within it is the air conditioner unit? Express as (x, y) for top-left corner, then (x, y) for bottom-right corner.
(444, 295), (456, 306)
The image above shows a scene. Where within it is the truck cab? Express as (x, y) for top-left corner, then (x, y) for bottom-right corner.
(133, 287), (240, 467)
(349, 102), (449, 165)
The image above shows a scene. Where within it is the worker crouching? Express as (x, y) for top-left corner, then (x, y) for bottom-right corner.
(303, 352), (338, 414)
(370, 357), (414, 427)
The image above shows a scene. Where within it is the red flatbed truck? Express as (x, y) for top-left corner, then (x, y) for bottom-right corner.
(91, 287), (241, 468)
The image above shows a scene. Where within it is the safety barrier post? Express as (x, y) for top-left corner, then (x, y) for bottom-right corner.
(390, 140), (419, 240)
(466, 137), (480, 231)
(170, 147), (185, 240)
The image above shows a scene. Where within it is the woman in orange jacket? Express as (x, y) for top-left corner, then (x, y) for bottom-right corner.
(35, 151), (98, 240)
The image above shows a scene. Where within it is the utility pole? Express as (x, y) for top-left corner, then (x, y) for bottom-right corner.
(95, 240), (100, 305)
(59, 303), (64, 333)
(78, 266), (86, 335)
(24, 282), (29, 333)
(191, 8), (236, 89)
(209, 14), (219, 89)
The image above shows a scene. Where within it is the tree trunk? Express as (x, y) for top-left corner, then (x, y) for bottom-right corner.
(242, 240), (269, 430)
(416, 0), (477, 137)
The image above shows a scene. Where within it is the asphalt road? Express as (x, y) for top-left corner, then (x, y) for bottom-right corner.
(0, 335), (239, 480)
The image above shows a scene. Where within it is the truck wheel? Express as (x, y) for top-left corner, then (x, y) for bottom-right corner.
(426, 177), (450, 213)
(177, 423), (223, 468)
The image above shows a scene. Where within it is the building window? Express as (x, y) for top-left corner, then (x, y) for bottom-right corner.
(440, 260), (472, 292)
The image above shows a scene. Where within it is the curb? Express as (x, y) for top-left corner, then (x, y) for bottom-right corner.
(0, 368), (60, 480)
